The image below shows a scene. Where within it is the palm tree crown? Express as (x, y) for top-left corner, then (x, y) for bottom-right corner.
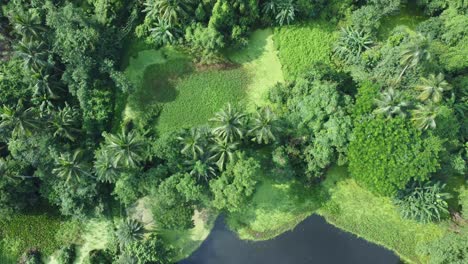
(102, 129), (146, 168)
(52, 150), (90, 183)
(373, 88), (409, 118)
(412, 104), (439, 130)
(248, 106), (279, 144)
(334, 27), (373, 63)
(398, 34), (430, 81)
(116, 218), (144, 248)
(210, 139), (238, 170)
(210, 104), (246, 143)
(0, 103), (39, 139)
(415, 73), (451, 103)
(178, 128), (205, 159)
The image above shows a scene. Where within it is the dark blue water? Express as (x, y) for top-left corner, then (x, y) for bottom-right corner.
(180, 215), (400, 264)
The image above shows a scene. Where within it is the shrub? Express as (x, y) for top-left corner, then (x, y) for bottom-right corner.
(18, 248), (42, 264)
(349, 117), (443, 196)
(124, 234), (172, 264)
(57, 244), (76, 264)
(395, 182), (451, 223)
(84, 249), (113, 264)
(184, 23), (225, 64)
(417, 226), (468, 264)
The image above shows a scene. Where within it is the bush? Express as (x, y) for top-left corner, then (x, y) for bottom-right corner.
(395, 182), (451, 223)
(184, 23), (225, 64)
(57, 244), (76, 264)
(84, 249), (113, 264)
(349, 117), (443, 196)
(124, 234), (172, 264)
(18, 248), (42, 264)
(417, 226), (468, 264)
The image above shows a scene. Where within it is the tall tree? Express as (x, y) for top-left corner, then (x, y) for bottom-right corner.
(210, 104), (246, 143)
(52, 150), (90, 183)
(102, 129), (147, 168)
(415, 73), (452, 103)
(412, 103), (440, 130)
(398, 34), (431, 81)
(248, 106), (279, 144)
(373, 87), (409, 118)
(210, 138), (238, 170)
(0, 103), (39, 139)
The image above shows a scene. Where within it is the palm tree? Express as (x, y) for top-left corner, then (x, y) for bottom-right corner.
(334, 27), (373, 63)
(31, 74), (59, 100)
(275, 1), (296, 26)
(52, 150), (90, 183)
(210, 139), (238, 170)
(102, 129), (146, 168)
(15, 40), (48, 72)
(373, 88), (409, 118)
(178, 128), (204, 159)
(94, 148), (120, 183)
(149, 18), (179, 46)
(116, 218), (144, 248)
(144, 0), (193, 26)
(48, 103), (80, 142)
(210, 104), (246, 143)
(10, 9), (45, 40)
(248, 106), (279, 144)
(186, 155), (217, 182)
(398, 34), (431, 81)
(412, 104), (439, 130)
(415, 73), (452, 103)
(0, 103), (39, 138)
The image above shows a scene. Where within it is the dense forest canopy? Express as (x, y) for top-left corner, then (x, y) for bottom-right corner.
(0, 0), (466, 263)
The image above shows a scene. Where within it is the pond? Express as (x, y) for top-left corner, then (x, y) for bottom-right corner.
(180, 215), (400, 264)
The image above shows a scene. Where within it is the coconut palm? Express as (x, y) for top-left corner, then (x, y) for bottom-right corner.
(94, 148), (120, 183)
(116, 218), (144, 248)
(149, 18), (179, 46)
(275, 1), (296, 26)
(15, 40), (48, 72)
(144, 0), (193, 26)
(102, 129), (146, 168)
(31, 74), (59, 100)
(415, 73), (452, 103)
(186, 155), (217, 182)
(210, 139), (238, 170)
(248, 106), (279, 144)
(0, 103), (39, 138)
(52, 150), (90, 183)
(373, 88), (409, 118)
(178, 128), (204, 159)
(398, 34), (431, 81)
(10, 9), (45, 40)
(210, 104), (246, 143)
(48, 103), (80, 142)
(334, 27), (373, 63)
(412, 104), (439, 130)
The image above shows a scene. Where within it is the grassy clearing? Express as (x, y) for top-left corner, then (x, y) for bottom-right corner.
(0, 208), (62, 263)
(122, 29), (283, 134)
(155, 67), (250, 133)
(274, 20), (337, 80)
(228, 28), (284, 109)
(317, 170), (447, 263)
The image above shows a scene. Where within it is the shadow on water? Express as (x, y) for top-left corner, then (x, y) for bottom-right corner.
(179, 215), (400, 264)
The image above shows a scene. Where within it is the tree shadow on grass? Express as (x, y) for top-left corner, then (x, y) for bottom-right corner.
(226, 29), (271, 65)
(127, 57), (194, 111)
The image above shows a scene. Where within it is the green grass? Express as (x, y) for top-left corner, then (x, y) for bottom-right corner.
(0, 209), (63, 263)
(155, 67), (250, 133)
(274, 20), (337, 80)
(122, 29), (284, 134)
(228, 28), (284, 109)
(317, 169), (447, 264)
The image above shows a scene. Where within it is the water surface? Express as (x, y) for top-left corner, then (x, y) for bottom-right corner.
(180, 215), (400, 264)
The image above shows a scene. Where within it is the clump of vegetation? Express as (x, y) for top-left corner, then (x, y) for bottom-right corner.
(395, 182), (451, 223)
(57, 244), (76, 264)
